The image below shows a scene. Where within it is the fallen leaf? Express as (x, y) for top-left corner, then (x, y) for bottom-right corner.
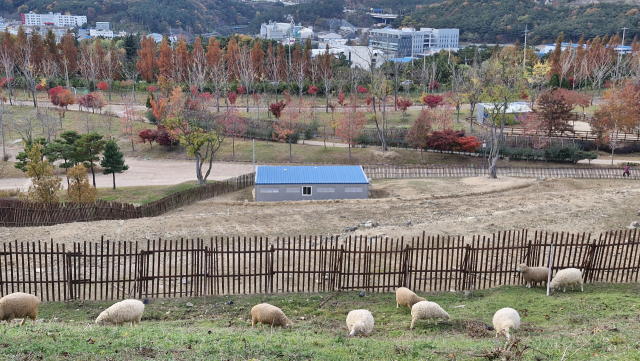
(87, 339), (95, 344)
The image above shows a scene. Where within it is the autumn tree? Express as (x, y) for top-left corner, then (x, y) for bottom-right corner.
(49, 86), (76, 127)
(60, 30), (78, 88)
(592, 81), (640, 164)
(406, 108), (435, 155)
(534, 88), (575, 136)
(22, 142), (62, 204)
(189, 37), (208, 93)
(163, 87), (226, 185)
(137, 35), (156, 82)
(0, 30), (16, 105)
(207, 37), (226, 112)
(103, 40), (121, 101)
(335, 97), (366, 158)
(481, 52), (525, 178)
(66, 164), (97, 202)
(157, 35), (174, 81)
(273, 102), (300, 157)
(100, 139), (129, 189)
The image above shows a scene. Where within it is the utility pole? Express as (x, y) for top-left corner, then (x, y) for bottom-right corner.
(615, 27), (629, 79)
(523, 24), (529, 70)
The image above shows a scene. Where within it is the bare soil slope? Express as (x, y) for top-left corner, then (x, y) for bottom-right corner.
(2, 176), (638, 245)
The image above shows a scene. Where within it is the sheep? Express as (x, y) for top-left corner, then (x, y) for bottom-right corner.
(549, 268), (584, 293)
(395, 287), (426, 309)
(346, 309), (374, 337)
(95, 299), (145, 326)
(410, 301), (449, 330)
(516, 264), (550, 288)
(0, 292), (40, 326)
(251, 303), (293, 331)
(492, 307), (520, 340)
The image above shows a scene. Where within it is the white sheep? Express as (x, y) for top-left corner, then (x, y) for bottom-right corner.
(0, 292), (40, 326)
(549, 268), (584, 292)
(492, 307), (520, 340)
(95, 299), (145, 326)
(410, 301), (449, 330)
(346, 309), (374, 336)
(516, 264), (550, 288)
(395, 287), (426, 309)
(251, 303), (293, 331)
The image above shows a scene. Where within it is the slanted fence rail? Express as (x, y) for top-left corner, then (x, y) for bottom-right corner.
(2, 229), (640, 301)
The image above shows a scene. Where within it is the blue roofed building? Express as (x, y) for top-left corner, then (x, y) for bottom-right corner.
(254, 165), (370, 202)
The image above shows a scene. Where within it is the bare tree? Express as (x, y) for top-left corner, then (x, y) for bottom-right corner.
(104, 41), (121, 101)
(0, 46), (16, 105)
(12, 111), (35, 143)
(559, 45), (575, 85)
(235, 45), (256, 112)
(16, 38), (40, 108)
(37, 109), (58, 142)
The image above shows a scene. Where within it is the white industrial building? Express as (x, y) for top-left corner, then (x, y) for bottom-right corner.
(259, 21), (313, 43)
(311, 45), (385, 69)
(21, 12), (87, 27)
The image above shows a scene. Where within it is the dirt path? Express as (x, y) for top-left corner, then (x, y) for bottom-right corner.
(2, 176), (638, 245)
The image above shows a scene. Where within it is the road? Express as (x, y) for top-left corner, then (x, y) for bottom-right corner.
(0, 158), (254, 191)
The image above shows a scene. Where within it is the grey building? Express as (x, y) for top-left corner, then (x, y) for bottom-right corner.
(254, 165), (370, 202)
(368, 29), (413, 57)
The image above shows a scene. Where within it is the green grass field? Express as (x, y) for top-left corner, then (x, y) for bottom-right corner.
(2, 284), (640, 360)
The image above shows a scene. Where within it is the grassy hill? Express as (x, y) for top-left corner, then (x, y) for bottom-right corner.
(394, 0), (640, 44)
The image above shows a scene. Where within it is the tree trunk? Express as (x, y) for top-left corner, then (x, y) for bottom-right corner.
(112, 172), (116, 190)
(91, 166), (96, 187)
(195, 154), (205, 186)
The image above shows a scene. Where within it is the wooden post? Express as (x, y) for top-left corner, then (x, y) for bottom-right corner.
(203, 246), (208, 304)
(546, 244), (554, 296)
(65, 252), (72, 306)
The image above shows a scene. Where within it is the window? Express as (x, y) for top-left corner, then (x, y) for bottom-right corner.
(317, 187), (335, 193)
(286, 187), (300, 193)
(259, 187), (279, 194)
(345, 187), (363, 193)
(302, 186), (312, 196)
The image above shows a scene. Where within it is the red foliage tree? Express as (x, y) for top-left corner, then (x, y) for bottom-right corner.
(428, 80), (439, 90)
(425, 129), (464, 152)
(422, 94), (444, 109)
(155, 125), (178, 147)
(337, 90), (346, 106)
(227, 91), (237, 105)
(49, 86), (76, 125)
(146, 85), (157, 92)
(138, 128), (157, 148)
(357, 85), (368, 93)
(308, 85), (319, 95)
(269, 100), (286, 119)
(455, 135), (482, 152)
(396, 97), (413, 119)
(237, 86), (246, 95)
(96, 81), (109, 91)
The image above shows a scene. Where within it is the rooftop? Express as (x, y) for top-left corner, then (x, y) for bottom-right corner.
(255, 166), (369, 185)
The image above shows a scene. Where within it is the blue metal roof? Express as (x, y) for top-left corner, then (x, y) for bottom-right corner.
(255, 166), (369, 185)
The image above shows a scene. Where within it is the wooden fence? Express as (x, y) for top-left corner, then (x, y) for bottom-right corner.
(0, 173), (255, 227)
(2, 229), (640, 301)
(362, 165), (640, 180)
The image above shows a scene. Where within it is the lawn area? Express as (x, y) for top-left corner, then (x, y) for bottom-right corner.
(57, 181), (203, 205)
(1, 284), (638, 360)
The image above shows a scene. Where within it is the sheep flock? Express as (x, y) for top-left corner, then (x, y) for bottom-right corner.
(0, 264), (587, 345)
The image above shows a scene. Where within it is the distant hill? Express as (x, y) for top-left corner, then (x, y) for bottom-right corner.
(394, 0), (640, 44)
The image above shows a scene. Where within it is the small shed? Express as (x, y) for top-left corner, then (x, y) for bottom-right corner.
(477, 102), (532, 124)
(254, 165), (370, 202)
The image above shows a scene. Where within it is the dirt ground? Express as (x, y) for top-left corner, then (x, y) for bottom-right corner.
(1, 176), (638, 245)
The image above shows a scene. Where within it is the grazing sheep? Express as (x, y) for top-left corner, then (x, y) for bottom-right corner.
(549, 268), (584, 293)
(251, 303), (293, 331)
(395, 287), (426, 309)
(410, 301), (449, 330)
(492, 308), (520, 340)
(0, 292), (40, 326)
(346, 309), (374, 336)
(516, 264), (550, 288)
(95, 299), (145, 326)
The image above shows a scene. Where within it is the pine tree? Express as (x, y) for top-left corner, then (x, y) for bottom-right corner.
(77, 132), (105, 188)
(100, 139), (129, 189)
